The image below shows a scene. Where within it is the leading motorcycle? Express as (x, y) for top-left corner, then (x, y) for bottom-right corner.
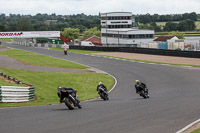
(57, 87), (82, 110)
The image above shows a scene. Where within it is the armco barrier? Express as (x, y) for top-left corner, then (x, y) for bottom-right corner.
(69, 46), (200, 58)
(12, 40), (200, 58)
(0, 86), (35, 103)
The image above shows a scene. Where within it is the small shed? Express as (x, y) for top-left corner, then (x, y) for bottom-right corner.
(153, 36), (179, 50)
(154, 36), (178, 42)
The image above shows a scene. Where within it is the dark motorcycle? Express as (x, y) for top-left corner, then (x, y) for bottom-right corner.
(57, 87), (82, 110)
(138, 87), (149, 99)
(98, 86), (109, 101)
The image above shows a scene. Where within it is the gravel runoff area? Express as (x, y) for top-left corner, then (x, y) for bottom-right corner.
(93, 52), (200, 66)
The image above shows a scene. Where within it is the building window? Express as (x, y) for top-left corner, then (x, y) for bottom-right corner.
(102, 33), (153, 39)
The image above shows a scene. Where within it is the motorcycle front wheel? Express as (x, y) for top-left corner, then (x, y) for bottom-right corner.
(65, 97), (75, 110)
(77, 100), (82, 109)
(100, 93), (107, 101)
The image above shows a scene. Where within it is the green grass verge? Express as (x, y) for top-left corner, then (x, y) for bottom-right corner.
(0, 49), (88, 69)
(0, 46), (6, 48)
(191, 128), (200, 133)
(0, 67), (114, 107)
(50, 48), (106, 54)
(0, 39), (12, 42)
(0, 78), (24, 86)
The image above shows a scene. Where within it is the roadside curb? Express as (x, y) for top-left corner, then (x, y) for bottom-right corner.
(176, 119), (200, 133)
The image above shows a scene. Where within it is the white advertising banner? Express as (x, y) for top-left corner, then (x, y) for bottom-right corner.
(0, 31), (60, 38)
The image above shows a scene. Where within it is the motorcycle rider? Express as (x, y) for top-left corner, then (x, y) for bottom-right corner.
(97, 82), (107, 94)
(135, 80), (148, 94)
(57, 86), (78, 103)
(64, 47), (68, 55)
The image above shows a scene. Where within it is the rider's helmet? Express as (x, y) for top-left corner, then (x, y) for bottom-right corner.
(135, 80), (139, 83)
(58, 86), (62, 90)
(98, 82), (102, 85)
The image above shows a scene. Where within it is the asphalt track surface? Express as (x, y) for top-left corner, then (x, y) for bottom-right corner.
(1, 43), (200, 133)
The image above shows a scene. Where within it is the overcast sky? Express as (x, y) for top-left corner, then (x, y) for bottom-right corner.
(0, 0), (200, 16)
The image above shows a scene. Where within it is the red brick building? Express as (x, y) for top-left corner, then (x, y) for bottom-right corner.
(80, 35), (102, 46)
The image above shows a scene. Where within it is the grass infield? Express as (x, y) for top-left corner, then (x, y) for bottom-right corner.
(0, 48), (114, 107)
(0, 68), (114, 107)
(0, 49), (88, 69)
(192, 128), (200, 133)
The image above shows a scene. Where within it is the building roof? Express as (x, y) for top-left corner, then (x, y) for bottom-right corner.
(153, 36), (176, 42)
(101, 12), (132, 15)
(80, 35), (101, 42)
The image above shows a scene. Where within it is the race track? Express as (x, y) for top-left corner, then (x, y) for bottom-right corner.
(1, 43), (200, 133)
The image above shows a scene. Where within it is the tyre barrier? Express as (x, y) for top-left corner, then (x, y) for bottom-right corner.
(0, 86), (35, 103)
(0, 72), (28, 85)
(0, 72), (35, 103)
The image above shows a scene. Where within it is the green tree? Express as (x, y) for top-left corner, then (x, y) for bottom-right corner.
(189, 12), (197, 21)
(7, 22), (17, 31)
(33, 22), (48, 31)
(61, 27), (80, 42)
(163, 22), (179, 31)
(76, 25), (87, 33)
(152, 14), (159, 22)
(82, 27), (101, 38)
(178, 19), (195, 31)
(150, 22), (162, 32)
(173, 14), (182, 21)
(16, 19), (32, 31)
(138, 14), (151, 24)
(169, 31), (185, 39)
(0, 24), (6, 31)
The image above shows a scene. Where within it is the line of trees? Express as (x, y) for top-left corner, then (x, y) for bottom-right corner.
(134, 12), (198, 24)
(0, 12), (199, 34)
(0, 13), (100, 32)
(139, 19), (196, 32)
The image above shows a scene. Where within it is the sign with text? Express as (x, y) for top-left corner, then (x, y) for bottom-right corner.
(0, 31), (60, 38)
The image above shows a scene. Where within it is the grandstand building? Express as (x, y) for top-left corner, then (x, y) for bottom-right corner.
(100, 12), (154, 47)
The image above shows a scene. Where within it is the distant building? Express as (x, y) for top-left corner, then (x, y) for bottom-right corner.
(152, 35), (184, 50)
(100, 12), (154, 47)
(79, 35), (102, 46)
(153, 36), (178, 42)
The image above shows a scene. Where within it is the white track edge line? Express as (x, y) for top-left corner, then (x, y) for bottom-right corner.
(176, 119), (200, 133)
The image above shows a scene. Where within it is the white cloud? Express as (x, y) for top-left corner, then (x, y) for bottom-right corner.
(0, 0), (200, 15)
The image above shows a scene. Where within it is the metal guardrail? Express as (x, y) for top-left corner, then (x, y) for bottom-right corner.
(12, 39), (200, 58)
(0, 86), (35, 103)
